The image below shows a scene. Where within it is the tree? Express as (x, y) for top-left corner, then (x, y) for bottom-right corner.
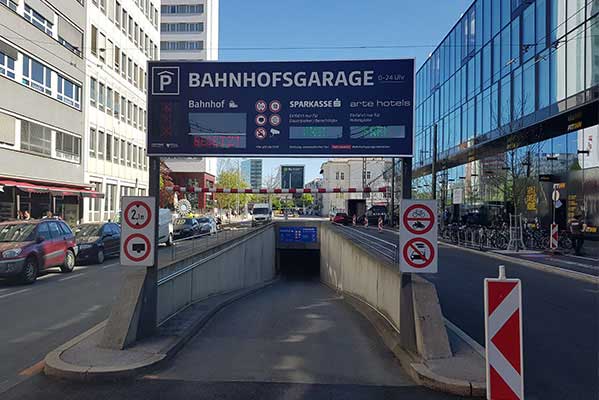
(301, 193), (314, 207)
(215, 169), (250, 212)
(159, 160), (174, 208)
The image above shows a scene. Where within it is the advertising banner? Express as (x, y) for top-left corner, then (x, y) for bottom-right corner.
(147, 59), (414, 157)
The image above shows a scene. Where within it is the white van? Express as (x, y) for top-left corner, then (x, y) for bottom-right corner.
(252, 203), (272, 226)
(158, 208), (174, 246)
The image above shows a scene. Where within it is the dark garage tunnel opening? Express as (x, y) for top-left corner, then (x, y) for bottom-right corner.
(278, 249), (320, 279)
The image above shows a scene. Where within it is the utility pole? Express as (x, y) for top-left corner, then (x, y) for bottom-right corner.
(390, 158), (396, 227)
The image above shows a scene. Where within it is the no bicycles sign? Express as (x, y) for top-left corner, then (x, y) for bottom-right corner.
(399, 199), (438, 273)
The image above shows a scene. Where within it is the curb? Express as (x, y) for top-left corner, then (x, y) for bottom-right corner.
(326, 284), (484, 397)
(44, 279), (278, 381)
(440, 242), (597, 284)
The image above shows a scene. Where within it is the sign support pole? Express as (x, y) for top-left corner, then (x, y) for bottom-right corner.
(431, 124), (437, 200)
(400, 157), (417, 353)
(390, 157), (396, 227)
(137, 156), (160, 339)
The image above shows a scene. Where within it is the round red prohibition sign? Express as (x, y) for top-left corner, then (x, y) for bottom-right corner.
(124, 234), (151, 263)
(255, 114), (267, 126)
(255, 100), (267, 113)
(403, 204), (435, 235)
(124, 201), (152, 229)
(403, 238), (435, 269)
(269, 100), (281, 113)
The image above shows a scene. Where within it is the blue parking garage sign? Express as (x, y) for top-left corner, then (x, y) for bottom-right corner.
(147, 59), (414, 157)
(279, 227), (318, 243)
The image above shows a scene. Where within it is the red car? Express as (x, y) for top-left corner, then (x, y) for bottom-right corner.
(332, 212), (350, 225)
(0, 219), (77, 284)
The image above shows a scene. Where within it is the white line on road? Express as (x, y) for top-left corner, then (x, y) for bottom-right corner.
(0, 288), (31, 300)
(101, 262), (119, 269)
(58, 273), (84, 282)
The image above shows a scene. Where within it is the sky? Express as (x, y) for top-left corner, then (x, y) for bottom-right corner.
(217, 0), (473, 182)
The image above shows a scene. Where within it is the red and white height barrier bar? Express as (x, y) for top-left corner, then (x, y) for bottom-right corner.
(166, 186), (389, 194)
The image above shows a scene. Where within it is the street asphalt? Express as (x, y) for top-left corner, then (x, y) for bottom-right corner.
(2, 279), (466, 400)
(334, 224), (599, 400)
(0, 223), (253, 395)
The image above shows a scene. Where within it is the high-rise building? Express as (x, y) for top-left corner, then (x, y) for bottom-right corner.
(0, 0), (94, 224)
(160, 0), (219, 61)
(414, 0), (598, 227)
(240, 159), (262, 189)
(84, 0), (160, 222)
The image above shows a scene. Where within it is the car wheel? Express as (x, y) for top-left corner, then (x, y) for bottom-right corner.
(20, 257), (38, 284)
(96, 248), (105, 264)
(60, 250), (76, 273)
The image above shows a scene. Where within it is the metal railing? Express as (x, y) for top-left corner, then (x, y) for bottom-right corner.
(331, 222), (399, 263)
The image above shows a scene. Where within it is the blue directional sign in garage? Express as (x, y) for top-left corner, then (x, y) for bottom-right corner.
(147, 59), (414, 157)
(279, 227), (318, 243)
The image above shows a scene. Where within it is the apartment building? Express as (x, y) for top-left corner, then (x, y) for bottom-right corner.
(160, 0), (218, 61)
(320, 158), (391, 216)
(241, 159), (262, 189)
(84, 0), (160, 222)
(0, 0), (94, 225)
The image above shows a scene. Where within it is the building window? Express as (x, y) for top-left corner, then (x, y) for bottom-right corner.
(335, 171), (339, 180)
(127, 100), (132, 124)
(115, 2), (121, 27)
(88, 182), (102, 222)
(89, 127), (96, 157)
(57, 76), (81, 110)
(0, 50), (16, 79)
(132, 144), (138, 167)
(97, 130), (105, 159)
(114, 91), (120, 118)
(98, 82), (105, 110)
(133, 104), (138, 127)
(22, 56), (51, 95)
(161, 4), (203, 14)
(161, 22), (204, 32)
(0, 0), (18, 12)
(121, 95), (126, 122)
(20, 120), (51, 156)
(113, 136), (119, 163)
(90, 77), (97, 106)
(106, 133), (112, 161)
(340, 172), (344, 180)
(160, 41), (204, 51)
(127, 142), (132, 166)
(104, 183), (117, 217)
(120, 52), (126, 78)
(24, 5), (54, 36)
(91, 25), (98, 55)
(120, 139), (125, 165)
(55, 131), (81, 163)
(106, 87), (113, 112)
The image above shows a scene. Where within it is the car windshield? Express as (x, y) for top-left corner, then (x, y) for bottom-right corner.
(253, 208), (269, 215)
(370, 206), (387, 213)
(197, 218), (210, 223)
(74, 224), (102, 238)
(175, 218), (193, 226)
(0, 223), (36, 242)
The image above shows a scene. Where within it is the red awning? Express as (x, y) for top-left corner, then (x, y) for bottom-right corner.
(0, 180), (104, 198)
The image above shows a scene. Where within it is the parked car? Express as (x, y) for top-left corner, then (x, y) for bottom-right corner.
(158, 208), (174, 246)
(74, 222), (121, 264)
(332, 212), (350, 224)
(173, 218), (200, 239)
(197, 216), (217, 234)
(0, 219), (77, 284)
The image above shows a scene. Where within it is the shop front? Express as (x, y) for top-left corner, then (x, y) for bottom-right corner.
(0, 178), (104, 226)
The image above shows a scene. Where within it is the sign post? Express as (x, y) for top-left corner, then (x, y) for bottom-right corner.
(484, 265), (524, 400)
(550, 223), (558, 251)
(399, 199), (438, 273)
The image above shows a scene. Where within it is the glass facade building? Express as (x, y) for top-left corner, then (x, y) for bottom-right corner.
(415, 0), (599, 228)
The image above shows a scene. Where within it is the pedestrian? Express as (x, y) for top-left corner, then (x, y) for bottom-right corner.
(43, 210), (53, 219)
(23, 211), (31, 220)
(569, 213), (586, 256)
(17, 210), (24, 220)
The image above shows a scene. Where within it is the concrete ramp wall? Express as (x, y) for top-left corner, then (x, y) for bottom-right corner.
(320, 224), (451, 361)
(157, 225), (276, 324)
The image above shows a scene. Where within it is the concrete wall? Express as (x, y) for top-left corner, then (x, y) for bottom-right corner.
(320, 224), (451, 361)
(157, 225), (276, 323)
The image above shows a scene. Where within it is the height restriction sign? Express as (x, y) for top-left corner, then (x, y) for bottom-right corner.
(399, 199), (438, 273)
(120, 196), (156, 267)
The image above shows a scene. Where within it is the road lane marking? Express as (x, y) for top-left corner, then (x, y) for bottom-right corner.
(101, 262), (119, 269)
(18, 360), (45, 377)
(58, 273), (84, 282)
(0, 288), (31, 300)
